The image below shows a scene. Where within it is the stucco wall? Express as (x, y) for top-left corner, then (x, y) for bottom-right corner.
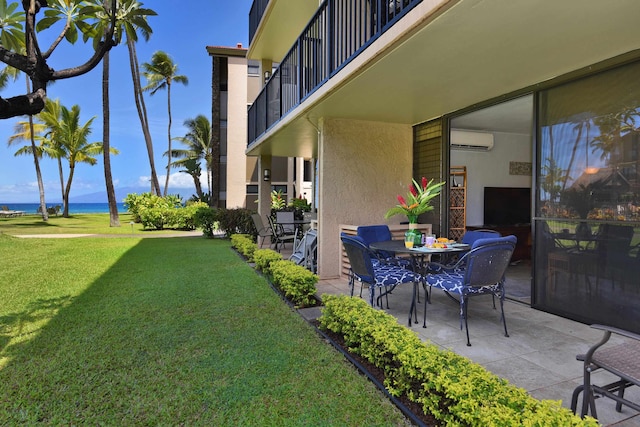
(226, 56), (249, 208)
(317, 117), (412, 278)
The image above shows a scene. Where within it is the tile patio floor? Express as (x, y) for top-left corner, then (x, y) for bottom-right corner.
(303, 263), (640, 426)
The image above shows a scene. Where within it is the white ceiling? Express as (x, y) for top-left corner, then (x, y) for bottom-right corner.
(451, 95), (533, 135)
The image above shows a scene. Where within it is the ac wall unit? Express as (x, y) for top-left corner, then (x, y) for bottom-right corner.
(450, 129), (494, 151)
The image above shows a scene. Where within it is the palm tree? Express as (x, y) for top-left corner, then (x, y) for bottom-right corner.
(101, 0), (119, 226)
(38, 98), (69, 207)
(83, 0), (157, 222)
(174, 157), (204, 200)
(51, 104), (118, 217)
(142, 50), (188, 196)
(171, 115), (213, 201)
(121, 0), (160, 195)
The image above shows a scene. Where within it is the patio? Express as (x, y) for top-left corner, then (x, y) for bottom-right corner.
(282, 241), (640, 426)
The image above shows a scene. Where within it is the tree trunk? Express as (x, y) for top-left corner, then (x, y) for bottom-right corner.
(193, 173), (203, 199)
(163, 82), (172, 197)
(102, 46), (120, 226)
(127, 37), (161, 196)
(63, 165), (75, 218)
(25, 76), (47, 221)
(210, 56), (221, 207)
(57, 157), (64, 211)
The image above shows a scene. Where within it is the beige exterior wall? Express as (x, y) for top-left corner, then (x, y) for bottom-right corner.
(226, 56), (249, 208)
(317, 117), (412, 278)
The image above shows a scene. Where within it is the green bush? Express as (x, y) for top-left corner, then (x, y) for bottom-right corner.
(230, 234), (257, 261)
(124, 193), (182, 223)
(270, 260), (318, 307)
(193, 206), (220, 237)
(125, 193), (207, 231)
(253, 249), (282, 275)
(318, 295), (598, 427)
(217, 208), (255, 237)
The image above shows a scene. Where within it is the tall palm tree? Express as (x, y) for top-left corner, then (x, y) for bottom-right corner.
(171, 115), (213, 201)
(81, 0), (156, 220)
(142, 50), (188, 196)
(49, 104), (118, 217)
(101, 0), (119, 226)
(120, 0), (160, 195)
(38, 98), (69, 207)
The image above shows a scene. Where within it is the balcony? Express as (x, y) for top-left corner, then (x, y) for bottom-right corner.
(249, 0), (269, 46)
(248, 0), (422, 148)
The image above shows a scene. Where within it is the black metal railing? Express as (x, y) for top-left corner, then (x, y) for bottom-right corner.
(248, 0), (422, 147)
(249, 0), (270, 46)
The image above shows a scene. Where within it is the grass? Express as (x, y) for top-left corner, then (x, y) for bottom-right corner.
(0, 233), (410, 425)
(0, 213), (191, 236)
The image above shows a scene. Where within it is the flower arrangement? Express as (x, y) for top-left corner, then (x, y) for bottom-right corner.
(384, 177), (444, 223)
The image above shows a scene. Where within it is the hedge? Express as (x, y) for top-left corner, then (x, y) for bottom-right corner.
(318, 295), (598, 427)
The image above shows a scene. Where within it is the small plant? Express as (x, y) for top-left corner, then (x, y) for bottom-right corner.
(270, 190), (286, 210)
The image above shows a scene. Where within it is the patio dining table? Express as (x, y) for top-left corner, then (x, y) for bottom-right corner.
(369, 240), (470, 322)
(276, 218), (311, 237)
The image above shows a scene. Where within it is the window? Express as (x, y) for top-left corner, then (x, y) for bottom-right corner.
(534, 59), (640, 333)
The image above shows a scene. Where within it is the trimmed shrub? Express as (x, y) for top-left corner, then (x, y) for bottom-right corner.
(230, 234), (257, 261)
(318, 295), (598, 427)
(270, 260), (318, 307)
(253, 248), (283, 275)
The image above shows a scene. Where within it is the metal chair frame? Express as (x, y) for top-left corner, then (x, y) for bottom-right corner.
(423, 235), (516, 346)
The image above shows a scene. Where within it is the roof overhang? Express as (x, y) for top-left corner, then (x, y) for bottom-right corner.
(247, 0), (640, 158)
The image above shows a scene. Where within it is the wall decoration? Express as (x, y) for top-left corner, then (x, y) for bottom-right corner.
(509, 161), (532, 176)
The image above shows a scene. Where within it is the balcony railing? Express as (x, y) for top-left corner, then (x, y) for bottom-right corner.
(249, 0), (270, 46)
(248, 0), (422, 147)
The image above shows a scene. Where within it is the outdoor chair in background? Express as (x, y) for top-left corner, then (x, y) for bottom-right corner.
(289, 229), (317, 273)
(268, 215), (296, 252)
(571, 324), (640, 420)
(340, 234), (421, 326)
(423, 235), (516, 346)
(276, 211), (296, 235)
(251, 213), (273, 248)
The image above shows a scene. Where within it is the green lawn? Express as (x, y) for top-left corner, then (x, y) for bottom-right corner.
(0, 213), (189, 236)
(0, 234), (409, 425)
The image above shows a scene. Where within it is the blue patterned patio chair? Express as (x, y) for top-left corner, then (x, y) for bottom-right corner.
(356, 224), (412, 268)
(341, 234), (421, 326)
(423, 235), (516, 346)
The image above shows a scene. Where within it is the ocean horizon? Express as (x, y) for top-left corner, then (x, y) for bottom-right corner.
(2, 203), (127, 215)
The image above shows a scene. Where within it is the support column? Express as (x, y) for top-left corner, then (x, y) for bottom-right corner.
(317, 118), (412, 279)
(259, 155), (272, 224)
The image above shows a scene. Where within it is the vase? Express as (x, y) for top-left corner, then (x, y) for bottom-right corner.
(405, 218), (423, 247)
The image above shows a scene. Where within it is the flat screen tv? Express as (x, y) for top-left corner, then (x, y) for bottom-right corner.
(483, 187), (531, 226)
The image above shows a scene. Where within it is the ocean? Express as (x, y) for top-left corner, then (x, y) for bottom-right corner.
(2, 203), (127, 215)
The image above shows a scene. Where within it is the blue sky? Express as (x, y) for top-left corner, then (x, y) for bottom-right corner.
(0, 1), (253, 203)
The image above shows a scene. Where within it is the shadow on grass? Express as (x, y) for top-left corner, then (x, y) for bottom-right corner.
(0, 295), (75, 353)
(0, 237), (407, 425)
